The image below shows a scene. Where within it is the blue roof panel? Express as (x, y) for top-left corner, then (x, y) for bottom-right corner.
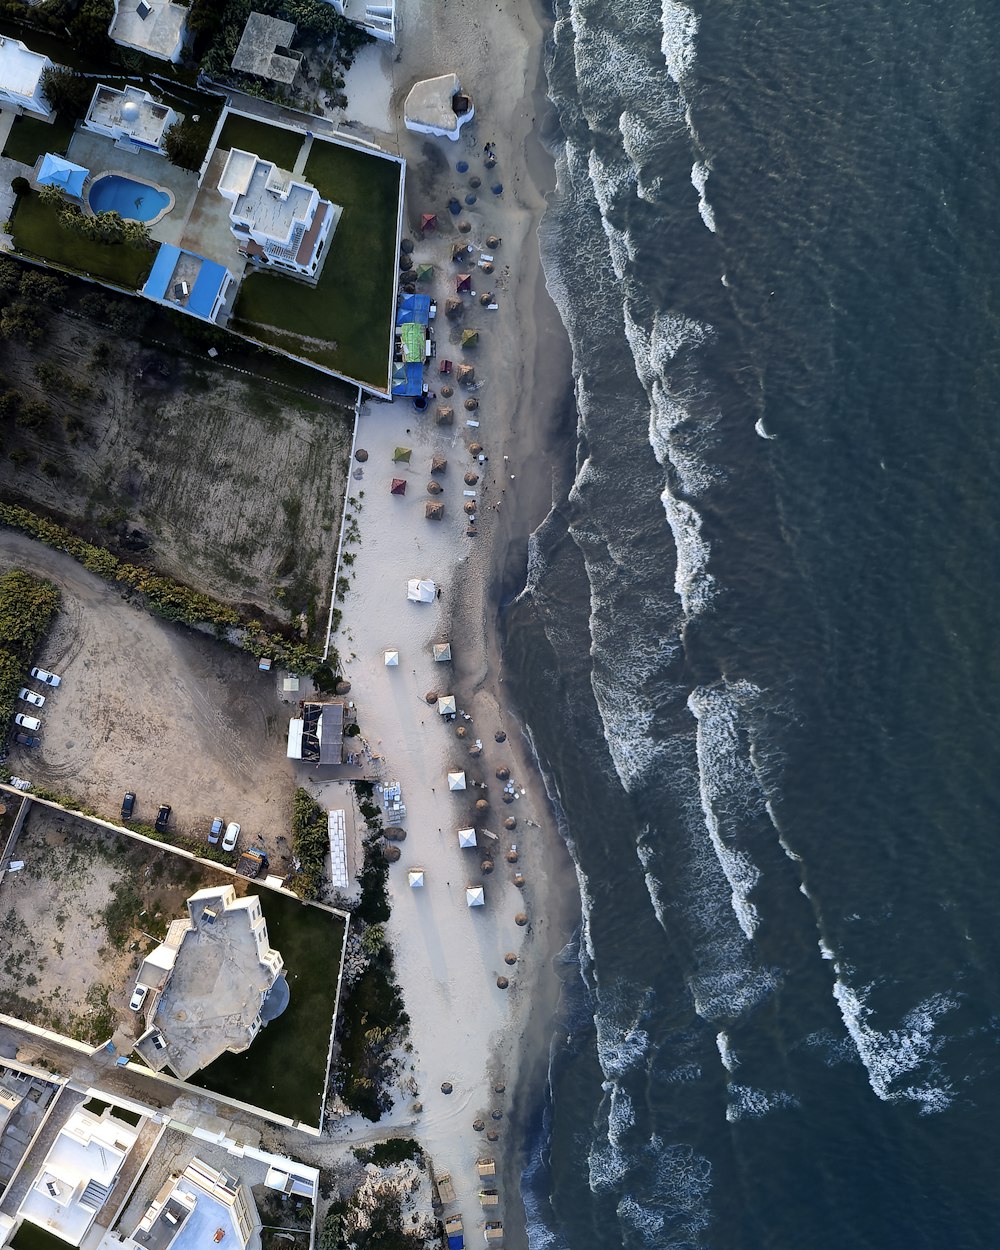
(142, 243), (181, 302)
(396, 293), (431, 326)
(188, 258), (229, 319)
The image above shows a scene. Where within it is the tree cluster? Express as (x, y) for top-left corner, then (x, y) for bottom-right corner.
(0, 567), (61, 729)
(39, 185), (153, 251)
(291, 786), (329, 899)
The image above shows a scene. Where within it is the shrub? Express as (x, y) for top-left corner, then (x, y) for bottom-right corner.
(10, 177), (29, 198)
(0, 568), (60, 727)
(291, 787), (328, 899)
(163, 119), (206, 173)
(40, 67), (93, 119)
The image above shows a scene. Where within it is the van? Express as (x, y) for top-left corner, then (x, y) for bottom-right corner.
(14, 714), (40, 731)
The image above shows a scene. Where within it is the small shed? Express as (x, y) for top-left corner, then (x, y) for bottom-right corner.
(479, 1190), (499, 1207)
(477, 1158), (496, 1179)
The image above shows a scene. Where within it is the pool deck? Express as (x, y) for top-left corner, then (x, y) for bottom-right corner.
(66, 130), (198, 248)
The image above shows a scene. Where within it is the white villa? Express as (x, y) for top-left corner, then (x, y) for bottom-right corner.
(327, 0), (396, 43)
(0, 38), (53, 118)
(132, 1159), (257, 1250)
(217, 148), (339, 278)
(109, 0), (188, 63)
(83, 84), (179, 155)
(16, 1105), (141, 1246)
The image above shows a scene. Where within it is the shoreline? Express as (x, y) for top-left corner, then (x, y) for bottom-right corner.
(327, 0), (579, 1245)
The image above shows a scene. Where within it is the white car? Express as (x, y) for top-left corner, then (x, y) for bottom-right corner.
(17, 688), (44, 707)
(30, 668), (61, 687)
(222, 821), (240, 853)
(14, 713), (40, 731)
(129, 985), (148, 1012)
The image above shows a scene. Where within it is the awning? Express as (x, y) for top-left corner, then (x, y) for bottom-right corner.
(466, 886), (485, 907)
(437, 694), (457, 716)
(407, 578), (436, 602)
(384, 650), (399, 666)
(448, 771), (467, 791)
(458, 828), (477, 848)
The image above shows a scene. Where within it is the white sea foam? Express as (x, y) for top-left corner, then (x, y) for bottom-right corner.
(606, 1083), (635, 1144)
(755, 418), (777, 440)
(725, 1084), (800, 1122)
(588, 1140), (630, 1193)
(716, 1030), (739, 1072)
(690, 160), (716, 232)
(660, 0), (699, 83)
(662, 492), (718, 617)
(618, 1195), (666, 1243)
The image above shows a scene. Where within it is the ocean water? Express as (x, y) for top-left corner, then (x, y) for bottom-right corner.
(502, 0), (1000, 1245)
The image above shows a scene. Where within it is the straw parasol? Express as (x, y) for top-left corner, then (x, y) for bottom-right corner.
(457, 364), (475, 384)
(431, 454), (448, 474)
(480, 292), (493, 305)
(445, 297), (463, 318)
(336, 679), (351, 694)
(435, 406), (454, 426)
(473, 1119), (485, 1132)
(485, 153), (497, 168)
(453, 242), (472, 261)
(486, 1130), (499, 1143)
(441, 384), (454, 397)
(515, 912), (528, 926)
(465, 397), (479, 410)
(487, 234), (500, 247)
(464, 471), (480, 485)
(503, 816), (516, 829)
(441, 1081), (452, 1094)
(468, 743), (482, 757)
(513, 872), (525, 888)
(495, 730), (507, 742)
(469, 175), (482, 189)
(482, 261), (495, 274)
(491, 1109), (503, 1120)
(505, 952), (517, 965)
(355, 448), (368, 462)
(496, 977), (508, 990)
(476, 797), (489, 811)
(502, 792), (514, 804)
(400, 238), (414, 253)
(496, 766), (510, 780)
(481, 858), (494, 874)
(456, 725), (467, 738)
(383, 844), (401, 862)
(464, 500), (477, 515)
(383, 826), (407, 841)
(469, 441), (483, 455)
(425, 690), (439, 704)
(427, 479), (443, 494)
(506, 849), (518, 864)
(425, 501), (444, 520)
(458, 220), (471, 233)
(494, 1082), (506, 1094)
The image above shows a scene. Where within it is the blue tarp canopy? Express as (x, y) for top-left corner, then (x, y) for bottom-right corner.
(37, 153), (88, 199)
(391, 362), (424, 397)
(142, 244), (231, 321)
(396, 293), (431, 326)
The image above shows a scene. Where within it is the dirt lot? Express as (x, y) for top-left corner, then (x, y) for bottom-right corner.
(0, 306), (353, 629)
(0, 531), (300, 858)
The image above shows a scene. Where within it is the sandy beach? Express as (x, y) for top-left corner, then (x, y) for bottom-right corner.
(319, 0), (578, 1244)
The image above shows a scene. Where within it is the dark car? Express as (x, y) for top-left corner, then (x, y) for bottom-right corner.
(14, 732), (40, 748)
(208, 817), (223, 846)
(121, 792), (136, 820)
(155, 804), (171, 832)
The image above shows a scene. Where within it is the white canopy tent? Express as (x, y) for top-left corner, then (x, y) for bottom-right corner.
(407, 578), (437, 603)
(438, 694), (457, 716)
(408, 869), (425, 888)
(384, 649), (399, 666)
(458, 827), (477, 849)
(448, 771), (467, 791)
(466, 886), (485, 908)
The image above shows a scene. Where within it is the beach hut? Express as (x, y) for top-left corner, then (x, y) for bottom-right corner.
(479, 1190), (499, 1207)
(457, 364), (475, 384)
(448, 771), (467, 791)
(456, 273), (472, 293)
(438, 694), (457, 716)
(433, 642), (452, 662)
(407, 579), (437, 602)
(485, 1222), (503, 1243)
(466, 886), (485, 907)
(431, 454), (448, 474)
(384, 649), (399, 666)
(393, 446), (412, 462)
(425, 501), (445, 520)
(477, 1159), (497, 1179)
(458, 827), (477, 848)
(420, 212), (438, 231)
(445, 297), (463, 318)
(390, 478), (407, 495)
(408, 869), (425, 888)
(462, 329), (479, 348)
(445, 1216), (464, 1250)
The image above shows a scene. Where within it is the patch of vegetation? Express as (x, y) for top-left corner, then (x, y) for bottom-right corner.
(0, 567), (60, 728)
(291, 787), (328, 900)
(353, 1138), (421, 1167)
(101, 885), (143, 949)
(12, 192), (154, 290)
(231, 139), (401, 388)
(39, 67), (93, 118)
(216, 113), (305, 170)
(2, 112), (75, 165)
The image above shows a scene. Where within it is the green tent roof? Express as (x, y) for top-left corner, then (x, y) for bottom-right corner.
(401, 321), (425, 362)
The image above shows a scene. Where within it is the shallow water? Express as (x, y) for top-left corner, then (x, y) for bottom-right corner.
(503, 0), (1000, 1244)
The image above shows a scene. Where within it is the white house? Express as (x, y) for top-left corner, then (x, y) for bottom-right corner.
(0, 38), (53, 118)
(109, 0), (188, 64)
(83, 84), (179, 154)
(403, 73), (474, 142)
(326, 0), (395, 43)
(217, 148), (339, 278)
(132, 1159), (258, 1250)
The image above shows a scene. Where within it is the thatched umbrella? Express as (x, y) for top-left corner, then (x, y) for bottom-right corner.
(464, 470), (480, 485)
(481, 858), (494, 874)
(383, 844), (401, 862)
(465, 397), (479, 410)
(469, 441), (483, 455)
(496, 976), (509, 990)
(496, 766), (510, 780)
(384, 826), (407, 841)
(457, 365), (475, 386)
(494, 1081), (507, 1094)
(445, 296), (463, 318)
(485, 153), (498, 168)
(400, 237), (414, 253)
(441, 384), (454, 397)
(469, 175), (482, 189)
(335, 679), (351, 694)
(480, 293), (494, 306)
(503, 816), (516, 830)
(464, 500), (477, 515)
(473, 1119), (485, 1132)
(476, 797), (489, 812)
(399, 254), (414, 271)
(468, 743), (482, 757)
(441, 1081), (452, 1094)
(427, 479), (443, 494)
(435, 406), (454, 426)
(486, 1130), (499, 1143)
(431, 454), (447, 474)
(458, 219), (472, 233)
(502, 792), (514, 804)
(482, 261), (495, 274)
(456, 725), (467, 738)
(515, 912), (528, 927)
(504, 952), (517, 965)
(425, 690), (439, 704)
(495, 730), (507, 743)
(487, 234), (501, 248)
(453, 242), (472, 261)
(513, 872), (525, 888)
(491, 1109), (503, 1121)
(355, 448), (369, 462)
(506, 849), (518, 864)
(425, 501), (444, 520)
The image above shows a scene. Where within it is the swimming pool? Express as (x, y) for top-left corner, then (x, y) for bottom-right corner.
(87, 174), (172, 223)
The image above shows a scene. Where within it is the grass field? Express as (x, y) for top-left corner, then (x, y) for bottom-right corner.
(230, 138), (401, 390)
(12, 194), (154, 289)
(3, 113), (76, 166)
(217, 113), (306, 170)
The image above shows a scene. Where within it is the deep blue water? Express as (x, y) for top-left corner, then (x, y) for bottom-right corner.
(503, 0), (1000, 1245)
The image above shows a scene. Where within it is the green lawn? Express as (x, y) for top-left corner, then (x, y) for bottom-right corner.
(230, 138), (401, 389)
(217, 113), (306, 169)
(3, 113), (76, 166)
(190, 891), (346, 1127)
(12, 194), (154, 290)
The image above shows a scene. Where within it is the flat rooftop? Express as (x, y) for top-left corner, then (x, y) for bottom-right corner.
(219, 149), (316, 247)
(110, 0), (187, 61)
(0, 39), (47, 98)
(88, 84), (173, 148)
(232, 12), (301, 84)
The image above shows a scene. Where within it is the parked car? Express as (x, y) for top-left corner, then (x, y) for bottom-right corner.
(121, 792), (136, 820)
(155, 804), (171, 833)
(129, 985), (148, 1012)
(208, 817), (223, 846)
(13, 714), (40, 731)
(222, 821), (240, 853)
(17, 688), (44, 707)
(30, 668), (61, 687)
(14, 733), (40, 748)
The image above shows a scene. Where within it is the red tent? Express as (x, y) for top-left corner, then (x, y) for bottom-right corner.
(456, 273), (472, 293)
(390, 478), (407, 495)
(421, 213), (438, 231)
